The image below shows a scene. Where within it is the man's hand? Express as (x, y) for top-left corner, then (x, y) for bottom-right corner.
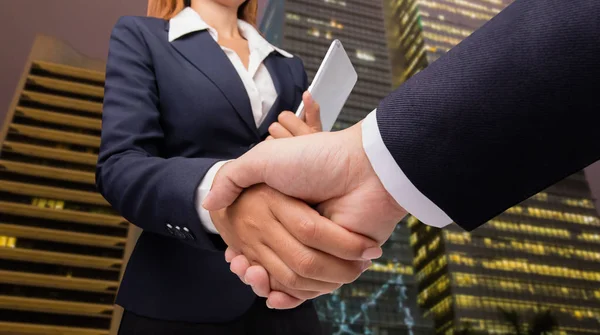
(204, 124), (407, 309)
(210, 184), (381, 306)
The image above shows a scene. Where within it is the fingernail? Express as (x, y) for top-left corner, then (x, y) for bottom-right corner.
(362, 260), (372, 272)
(362, 247), (382, 260)
(266, 301), (274, 309)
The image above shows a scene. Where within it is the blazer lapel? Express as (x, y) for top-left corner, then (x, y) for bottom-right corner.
(257, 56), (298, 136)
(170, 30), (258, 136)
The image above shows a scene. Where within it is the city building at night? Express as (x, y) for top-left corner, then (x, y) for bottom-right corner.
(0, 35), (129, 335)
(261, 0), (395, 130)
(384, 0), (513, 87)
(261, 1), (433, 334)
(410, 172), (600, 334)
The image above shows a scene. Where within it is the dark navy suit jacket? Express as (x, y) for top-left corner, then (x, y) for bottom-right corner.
(96, 16), (308, 322)
(377, 0), (599, 231)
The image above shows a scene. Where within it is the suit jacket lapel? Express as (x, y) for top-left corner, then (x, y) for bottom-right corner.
(170, 30), (258, 136)
(257, 56), (298, 136)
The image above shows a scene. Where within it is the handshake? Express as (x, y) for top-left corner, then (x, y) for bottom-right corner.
(202, 93), (407, 310)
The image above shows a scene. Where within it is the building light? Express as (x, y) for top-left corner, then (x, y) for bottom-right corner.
(356, 49), (376, 62)
(285, 13), (301, 21)
(324, 0), (346, 7)
(0, 236), (17, 248)
(308, 28), (320, 38)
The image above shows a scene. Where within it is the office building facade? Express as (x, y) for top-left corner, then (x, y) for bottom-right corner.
(261, 0), (395, 130)
(0, 35), (129, 335)
(384, 0), (513, 87)
(261, 1), (433, 334)
(411, 172), (600, 334)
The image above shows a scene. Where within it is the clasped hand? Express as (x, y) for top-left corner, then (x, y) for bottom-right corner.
(208, 92), (407, 309)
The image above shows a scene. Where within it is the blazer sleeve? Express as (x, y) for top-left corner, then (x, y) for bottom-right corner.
(375, 0), (600, 231)
(96, 16), (221, 250)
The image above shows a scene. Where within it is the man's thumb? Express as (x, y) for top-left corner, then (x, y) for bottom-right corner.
(202, 156), (265, 210)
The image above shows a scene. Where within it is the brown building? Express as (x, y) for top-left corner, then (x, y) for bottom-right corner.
(0, 35), (134, 335)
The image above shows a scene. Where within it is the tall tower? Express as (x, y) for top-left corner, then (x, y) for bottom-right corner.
(261, 1), (433, 334)
(411, 173), (600, 334)
(384, 0), (513, 87)
(0, 35), (130, 334)
(261, 0), (394, 130)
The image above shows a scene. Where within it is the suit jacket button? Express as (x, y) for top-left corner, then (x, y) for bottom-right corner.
(174, 226), (187, 239)
(166, 223), (175, 236)
(183, 227), (196, 241)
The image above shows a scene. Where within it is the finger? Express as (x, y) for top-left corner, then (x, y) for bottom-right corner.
(243, 254), (334, 301)
(225, 247), (241, 263)
(266, 135), (275, 141)
(303, 92), (322, 132)
(268, 122), (294, 139)
(264, 211), (369, 284)
(277, 111), (313, 136)
(230, 255), (251, 284)
(267, 291), (306, 310)
(244, 265), (271, 297)
(272, 200), (382, 261)
(254, 243), (340, 295)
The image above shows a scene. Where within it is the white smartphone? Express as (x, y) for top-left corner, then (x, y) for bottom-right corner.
(295, 39), (358, 131)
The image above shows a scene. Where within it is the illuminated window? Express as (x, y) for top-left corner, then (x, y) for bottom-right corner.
(32, 197), (65, 210)
(418, 1), (494, 21)
(286, 13), (301, 21)
(444, 231), (471, 245)
(0, 236), (17, 248)
(356, 50), (376, 62)
(579, 233), (600, 243)
(308, 28), (320, 38)
(324, 0), (346, 7)
(507, 205), (600, 226)
(325, 31), (332, 40)
(407, 215), (419, 227)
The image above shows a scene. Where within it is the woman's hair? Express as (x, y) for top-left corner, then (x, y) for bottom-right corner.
(147, 0), (258, 25)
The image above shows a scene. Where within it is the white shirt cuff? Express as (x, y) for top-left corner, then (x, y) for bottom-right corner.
(361, 110), (453, 228)
(195, 160), (230, 234)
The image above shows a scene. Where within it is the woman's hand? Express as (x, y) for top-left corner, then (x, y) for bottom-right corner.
(267, 92), (322, 140)
(210, 184), (378, 306)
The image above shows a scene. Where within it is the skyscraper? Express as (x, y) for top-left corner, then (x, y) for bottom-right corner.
(261, 0), (395, 130)
(411, 172), (600, 334)
(384, 1), (600, 334)
(261, 1), (433, 334)
(384, 0), (513, 87)
(0, 35), (129, 334)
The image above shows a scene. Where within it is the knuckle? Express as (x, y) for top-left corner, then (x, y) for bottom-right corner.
(295, 217), (318, 242)
(294, 251), (321, 278)
(281, 272), (300, 289)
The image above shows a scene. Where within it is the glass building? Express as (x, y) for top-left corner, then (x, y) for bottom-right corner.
(261, 0), (395, 130)
(410, 172), (600, 334)
(261, 1), (433, 334)
(0, 35), (128, 334)
(384, 0), (513, 87)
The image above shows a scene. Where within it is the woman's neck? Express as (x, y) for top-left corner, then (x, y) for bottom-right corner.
(191, 1), (241, 39)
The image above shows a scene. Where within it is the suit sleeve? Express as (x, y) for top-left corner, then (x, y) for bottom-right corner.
(375, 0), (600, 231)
(96, 16), (221, 250)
